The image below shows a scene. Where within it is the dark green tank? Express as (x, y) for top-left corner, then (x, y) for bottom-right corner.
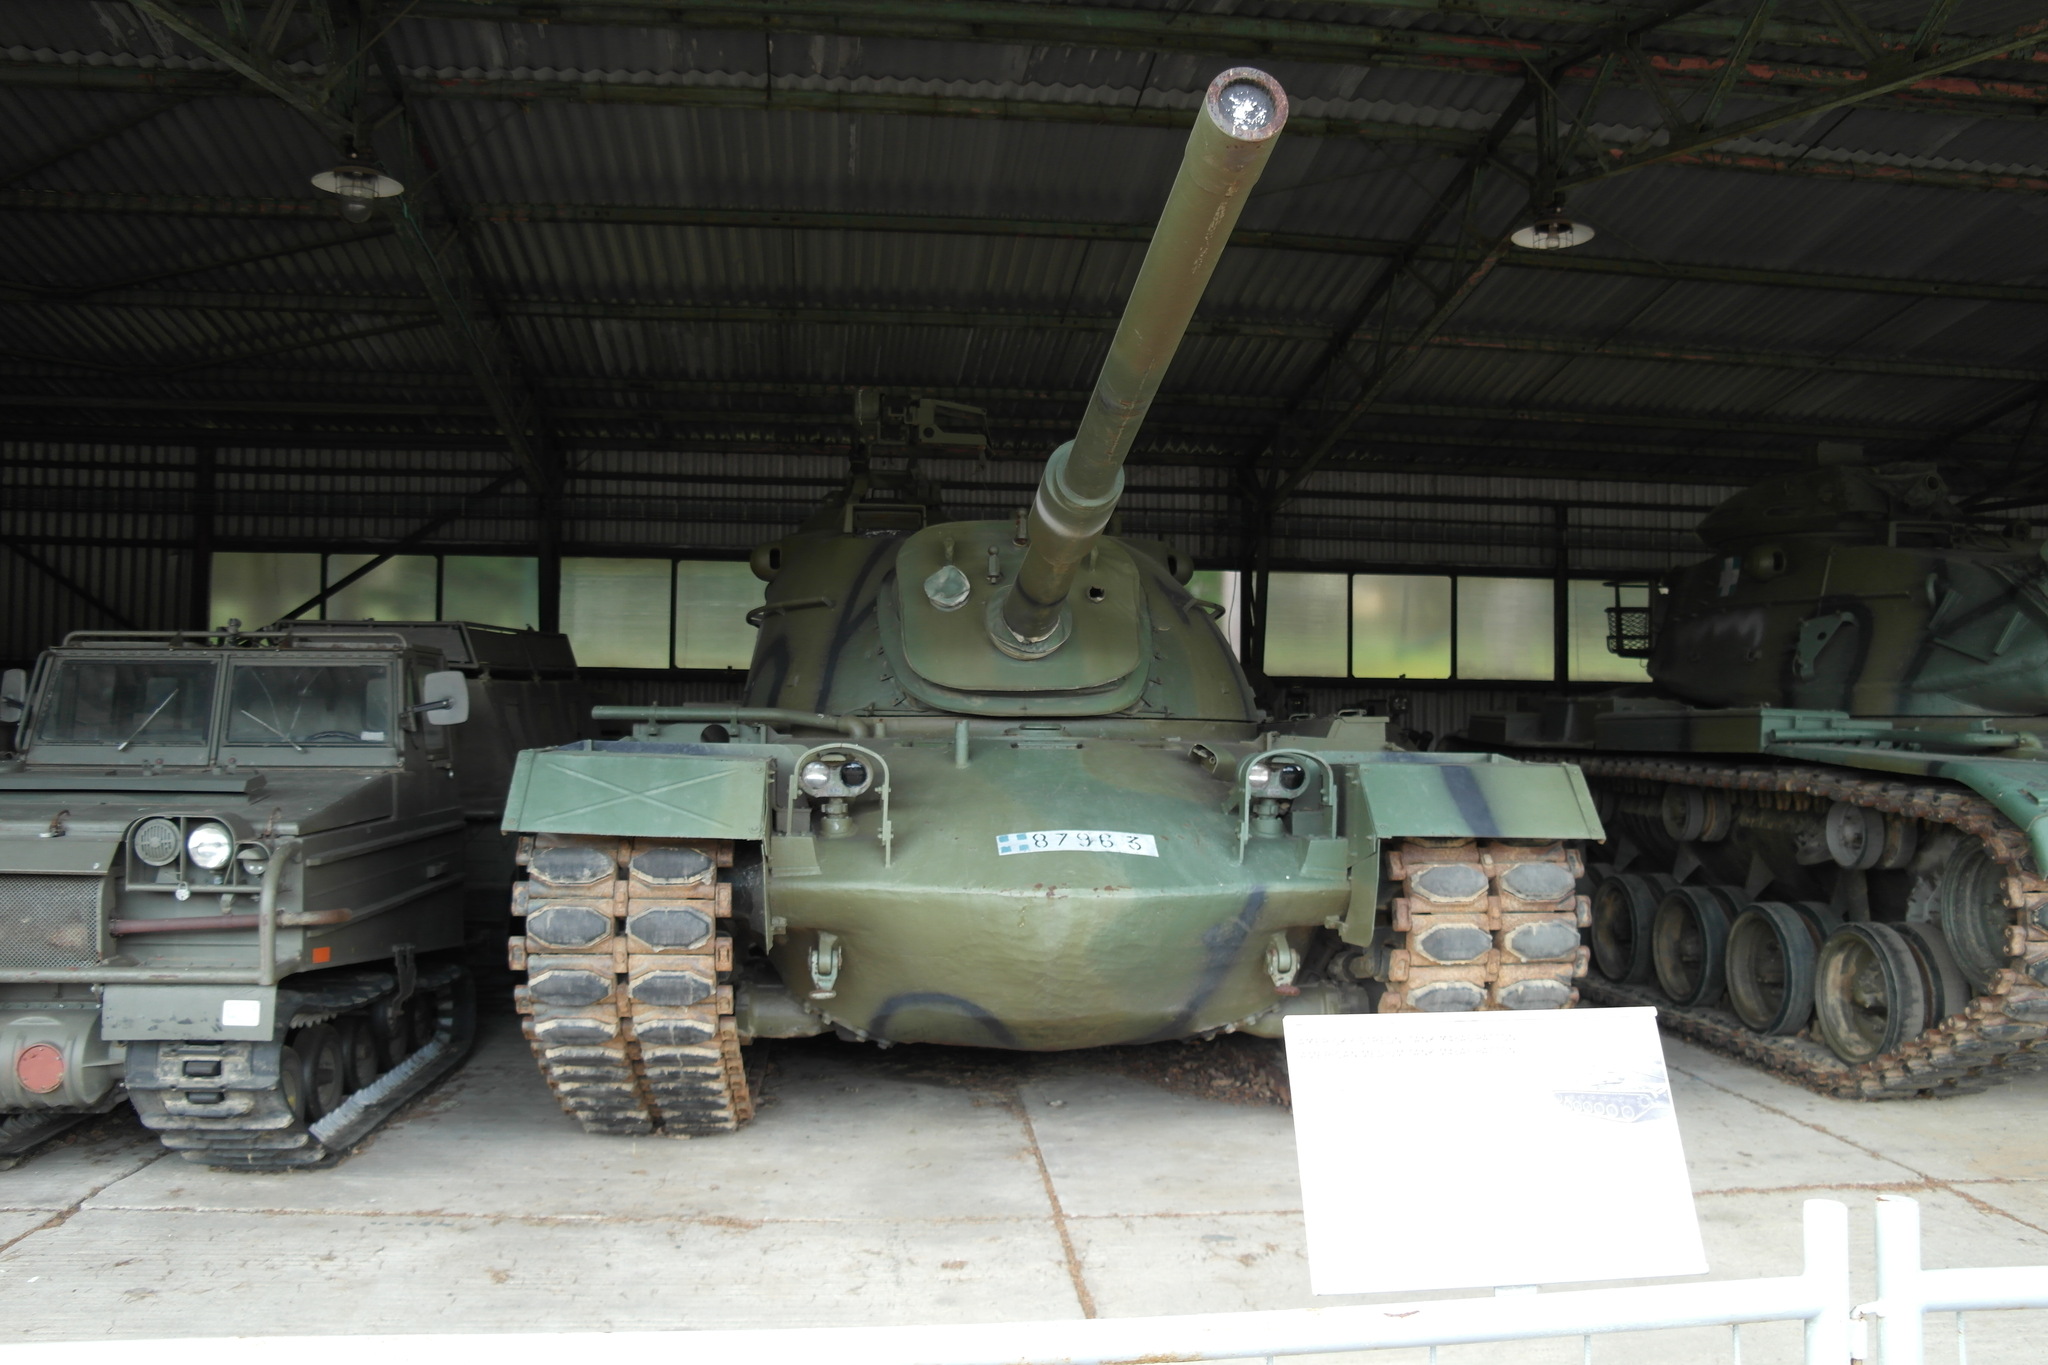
(498, 68), (1608, 1140)
(1472, 462), (2048, 1098)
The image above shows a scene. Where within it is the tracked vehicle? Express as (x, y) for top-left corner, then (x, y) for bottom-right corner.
(500, 68), (1606, 1139)
(1471, 463), (2048, 1097)
(0, 620), (581, 1166)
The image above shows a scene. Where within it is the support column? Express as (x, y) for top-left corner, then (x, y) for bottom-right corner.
(1552, 503), (1570, 684)
(189, 443), (215, 629)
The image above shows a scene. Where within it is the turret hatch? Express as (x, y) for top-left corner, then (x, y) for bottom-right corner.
(890, 522), (1145, 704)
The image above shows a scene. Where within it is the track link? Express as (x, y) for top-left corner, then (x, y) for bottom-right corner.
(1577, 757), (2048, 1098)
(512, 835), (753, 1137)
(127, 964), (475, 1168)
(1378, 838), (1590, 1012)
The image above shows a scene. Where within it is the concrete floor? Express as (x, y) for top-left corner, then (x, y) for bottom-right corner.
(1, 1008), (2044, 1364)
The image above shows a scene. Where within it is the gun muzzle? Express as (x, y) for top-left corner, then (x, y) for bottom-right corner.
(994, 67), (1288, 656)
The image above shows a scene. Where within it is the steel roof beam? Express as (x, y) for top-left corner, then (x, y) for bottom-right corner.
(18, 287), (2039, 385)
(404, 0), (2048, 115)
(1562, 17), (2048, 187)
(4, 367), (2013, 447)
(0, 225), (392, 302)
(420, 0), (2048, 68)
(125, 0), (356, 142)
(3, 63), (2042, 194)
(10, 190), (2048, 305)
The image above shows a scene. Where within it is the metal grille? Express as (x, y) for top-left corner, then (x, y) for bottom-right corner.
(0, 875), (105, 969)
(1606, 606), (1654, 658)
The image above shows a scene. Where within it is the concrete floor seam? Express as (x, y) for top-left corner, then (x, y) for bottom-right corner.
(0, 1151), (167, 1259)
(1015, 1091), (1100, 1320)
(1673, 1056), (2048, 1244)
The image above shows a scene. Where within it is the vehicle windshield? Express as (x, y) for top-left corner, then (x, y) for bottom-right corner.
(226, 664), (394, 747)
(32, 659), (219, 749)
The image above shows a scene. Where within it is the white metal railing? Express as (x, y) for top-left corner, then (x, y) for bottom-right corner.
(1856, 1193), (2048, 1365)
(0, 1196), (2041, 1365)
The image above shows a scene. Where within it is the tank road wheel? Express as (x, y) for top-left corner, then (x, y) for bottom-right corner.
(1589, 872), (1675, 985)
(1894, 922), (1973, 1026)
(512, 836), (756, 1137)
(275, 1045), (308, 1124)
(1724, 902), (1837, 1035)
(1931, 842), (2014, 992)
(1377, 840), (1589, 1013)
(289, 1025), (348, 1122)
(1815, 923), (1931, 1064)
(335, 1016), (382, 1092)
(1650, 885), (1744, 1008)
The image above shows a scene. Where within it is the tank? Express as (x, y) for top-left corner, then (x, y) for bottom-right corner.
(0, 620), (585, 1167)
(1468, 461), (2048, 1098)
(499, 67), (1606, 1140)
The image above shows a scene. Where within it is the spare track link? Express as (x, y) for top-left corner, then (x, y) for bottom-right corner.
(1379, 838), (1591, 1013)
(512, 835), (754, 1137)
(1577, 757), (2048, 1099)
(128, 964), (474, 1169)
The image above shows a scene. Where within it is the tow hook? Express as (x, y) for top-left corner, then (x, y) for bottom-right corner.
(1265, 933), (1301, 996)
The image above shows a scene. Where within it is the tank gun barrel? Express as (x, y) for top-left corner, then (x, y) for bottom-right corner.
(995, 67), (1288, 655)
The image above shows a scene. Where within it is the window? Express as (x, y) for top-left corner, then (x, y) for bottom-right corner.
(1350, 575), (1451, 679)
(1255, 569), (1656, 683)
(210, 552), (321, 630)
(1264, 572), (1349, 676)
(443, 556), (539, 629)
(561, 558), (672, 669)
(34, 659), (218, 749)
(325, 554), (437, 622)
(226, 664), (393, 746)
(1569, 581), (1652, 683)
(1455, 577), (1554, 681)
(673, 561), (762, 670)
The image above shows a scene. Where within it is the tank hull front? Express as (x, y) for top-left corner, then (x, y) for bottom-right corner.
(764, 740), (1347, 1049)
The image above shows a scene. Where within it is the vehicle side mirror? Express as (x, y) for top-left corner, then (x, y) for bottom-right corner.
(414, 671), (470, 726)
(0, 668), (25, 725)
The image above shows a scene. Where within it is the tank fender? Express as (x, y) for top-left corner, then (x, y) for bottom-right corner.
(1322, 752), (1605, 843)
(1308, 753), (1601, 948)
(501, 748), (771, 841)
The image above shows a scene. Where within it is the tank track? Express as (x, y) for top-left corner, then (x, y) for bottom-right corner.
(1576, 757), (2048, 1098)
(1379, 838), (1590, 1012)
(511, 836), (754, 1137)
(127, 964), (476, 1168)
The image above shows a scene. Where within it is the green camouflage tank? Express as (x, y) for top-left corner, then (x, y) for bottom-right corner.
(500, 68), (1607, 1138)
(1471, 462), (2048, 1098)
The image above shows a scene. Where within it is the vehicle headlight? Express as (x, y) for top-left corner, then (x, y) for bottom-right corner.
(237, 846), (269, 879)
(185, 823), (234, 870)
(1245, 759), (1307, 798)
(798, 755), (873, 798)
(132, 817), (182, 867)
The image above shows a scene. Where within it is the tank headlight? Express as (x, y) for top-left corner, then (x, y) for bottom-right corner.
(185, 823), (234, 871)
(1246, 759), (1307, 798)
(237, 847), (269, 879)
(798, 755), (874, 798)
(132, 817), (182, 867)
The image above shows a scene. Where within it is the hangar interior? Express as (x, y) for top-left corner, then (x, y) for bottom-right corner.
(4, 0), (2047, 737)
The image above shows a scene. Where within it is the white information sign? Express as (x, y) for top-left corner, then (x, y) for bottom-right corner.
(1285, 1007), (1705, 1295)
(994, 830), (1158, 856)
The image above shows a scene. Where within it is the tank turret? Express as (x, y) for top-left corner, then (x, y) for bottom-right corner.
(1468, 459), (2048, 1100)
(1650, 461), (2048, 716)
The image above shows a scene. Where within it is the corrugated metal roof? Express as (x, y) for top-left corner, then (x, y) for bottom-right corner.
(3, 0), (2046, 594)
